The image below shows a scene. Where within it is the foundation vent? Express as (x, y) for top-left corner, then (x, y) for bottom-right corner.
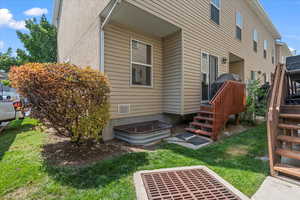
(118, 104), (130, 114)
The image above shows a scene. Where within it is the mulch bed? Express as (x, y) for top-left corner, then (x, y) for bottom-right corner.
(41, 130), (155, 167)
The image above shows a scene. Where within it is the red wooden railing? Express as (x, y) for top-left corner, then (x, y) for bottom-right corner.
(209, 81), (246, 140)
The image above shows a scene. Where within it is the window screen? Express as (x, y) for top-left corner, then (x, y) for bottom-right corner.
(210, 0), (220, 25)
(131, 40), (152, 86)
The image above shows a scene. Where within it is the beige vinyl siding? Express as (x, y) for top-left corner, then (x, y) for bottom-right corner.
(127, 0), (277, 114)
(104, 23), (163, 119)
(162, 31), (182, 114)
(57, 0), (111, 69)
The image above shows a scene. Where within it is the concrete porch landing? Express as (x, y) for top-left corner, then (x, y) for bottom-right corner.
(252, 176), (300, 200)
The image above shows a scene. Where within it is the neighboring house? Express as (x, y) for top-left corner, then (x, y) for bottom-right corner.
(275, 41), (293, 65)
(0, 70), (8, 81)
(53, 0), (285, 140)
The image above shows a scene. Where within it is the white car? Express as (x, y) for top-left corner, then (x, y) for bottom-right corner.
(0, 86), (25, 124)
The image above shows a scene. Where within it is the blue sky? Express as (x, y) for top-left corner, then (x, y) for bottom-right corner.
(0, 0), (299, 55)
(0, 0), (53, 54)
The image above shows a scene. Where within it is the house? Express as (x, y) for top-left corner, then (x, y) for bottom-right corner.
(53, 0), (286, 141)
(0, 70), (8, 81)
(275, 41), (293, 65)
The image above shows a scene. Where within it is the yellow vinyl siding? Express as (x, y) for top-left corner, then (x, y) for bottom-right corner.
(127, 0), (277, 114)
(162, 31), (182, 114)
(104, 23), (163, 119)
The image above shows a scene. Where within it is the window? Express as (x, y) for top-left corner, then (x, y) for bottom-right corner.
(251, 71), (256, 81)
(282, 56), (286, 64)
(264, 40), (268, 59)
(236, 12), (243, 40)
(202, 53), (209, 101)
(202, 53), (209, 84)
(272, 48), (275, 64)
(263, 73), (267, 83)
(131, 40), (152, 87)
(253, 29), (258, 52)
(210, 0), (220, 25)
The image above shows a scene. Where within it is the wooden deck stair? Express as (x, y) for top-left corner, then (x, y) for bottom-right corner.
(186, 80), (246, 141)
(267, 64), (300, 180)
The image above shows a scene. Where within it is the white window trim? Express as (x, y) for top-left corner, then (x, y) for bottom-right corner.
(236, 11), (243, 29)
(201, 51), (219, 102)
(211, 0), (220, 9)
(264, 40), (268, 50)
(210, 0), (221, 25)
(253, 29), (258, 42)
(130, 39), (154, 88)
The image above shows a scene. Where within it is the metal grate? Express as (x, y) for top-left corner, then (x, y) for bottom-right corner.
(141, 169), (241, 200)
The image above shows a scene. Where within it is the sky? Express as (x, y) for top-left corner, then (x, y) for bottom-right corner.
(0, 0), (53, 54)
(0, 0), (299, 55)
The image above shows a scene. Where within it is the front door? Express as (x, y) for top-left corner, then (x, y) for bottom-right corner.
(201, 53), (218, 101)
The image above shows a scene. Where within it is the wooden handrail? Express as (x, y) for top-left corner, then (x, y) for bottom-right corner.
(209, 80), (246, 140)
(267, 64), (286, 175)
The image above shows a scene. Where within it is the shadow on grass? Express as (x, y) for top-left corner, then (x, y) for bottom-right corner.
(0, 119), (36, 161)
(42, 151), (149, 189)
(159, 124), (269, 175)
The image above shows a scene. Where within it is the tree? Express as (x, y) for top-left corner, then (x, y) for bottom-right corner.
(9, 63), (111, 144)
(16, 15), (57, 63)
(0, 48), (22, 72)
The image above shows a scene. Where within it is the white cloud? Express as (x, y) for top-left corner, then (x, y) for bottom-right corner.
(24, 8), (48, 16)
(0, 8), (26, 30)
(0, 41), (4, 49)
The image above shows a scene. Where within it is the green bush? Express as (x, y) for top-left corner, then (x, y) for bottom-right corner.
(9, 63), (110, 143)
(241, 78), (267, 125)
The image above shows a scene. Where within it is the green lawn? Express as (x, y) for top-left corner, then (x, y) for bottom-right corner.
(0, 118), (269, 200)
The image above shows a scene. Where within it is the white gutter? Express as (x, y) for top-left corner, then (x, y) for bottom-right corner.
(99, 0), (121, 73)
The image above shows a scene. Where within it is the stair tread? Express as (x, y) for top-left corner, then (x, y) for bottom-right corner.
(279, 113), (300, 119)
(198, 110), (214, 115)
(277, 135), (300, 144)
(276, 148), (300, 160)
(195, 116), (214, 121)
(274, 163), (300, 177)
(278, 123), (300, 130)
(191, 122), (213, 128)
(185, 128), (212, 136)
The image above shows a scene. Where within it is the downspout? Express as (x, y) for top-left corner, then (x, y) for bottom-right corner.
(99, 0), (121, 73)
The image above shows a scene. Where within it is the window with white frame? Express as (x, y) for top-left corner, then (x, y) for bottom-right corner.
(131, 40), (152, 86)
(253, 29), (258, 52)
(282, 56), (286, 64)
(251, 70), (256, 81)
(236, 12), (243, 40)
(272, 48), (275, 64)
(201, 53), (209, 84)
(210, 0), (220, 25)
(264, 40), (268, 59)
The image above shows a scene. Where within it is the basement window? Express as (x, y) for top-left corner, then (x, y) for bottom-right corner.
(210, 0), (220, 25)
(236, 11), (243, 41)
(131, 40), (153, 87)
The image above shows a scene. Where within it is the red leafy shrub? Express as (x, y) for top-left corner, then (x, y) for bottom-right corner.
(9, 63), (110, 143)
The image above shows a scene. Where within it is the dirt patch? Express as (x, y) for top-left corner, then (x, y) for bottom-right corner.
(42, 131), (156, 167)
(226, 144), (249, 156)
(3, 185), (38, 200)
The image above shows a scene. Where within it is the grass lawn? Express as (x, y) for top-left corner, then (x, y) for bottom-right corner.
(0, 118), (269, 200)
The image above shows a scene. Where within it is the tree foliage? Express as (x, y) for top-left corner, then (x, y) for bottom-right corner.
(0, 48), (22, 72)
(241, 76), (268, 125)
(16, 15), (57, 63)
(9, 63), (110, 143)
